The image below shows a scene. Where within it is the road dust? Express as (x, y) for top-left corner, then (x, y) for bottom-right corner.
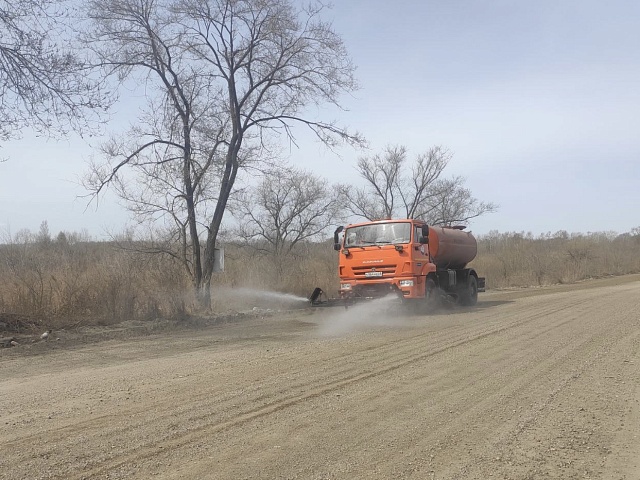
(314, 295), (409, 336)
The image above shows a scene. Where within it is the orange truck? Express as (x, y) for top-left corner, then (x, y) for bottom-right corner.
(310, 219), (485, 309)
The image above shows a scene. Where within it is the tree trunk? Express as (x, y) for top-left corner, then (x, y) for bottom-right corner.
(200, 106), (242, 307)
(195, 279), (211, 310)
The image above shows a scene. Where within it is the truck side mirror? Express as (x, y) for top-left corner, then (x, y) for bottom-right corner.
(420, 225), (429, 244)
(333, 226), (344, 252)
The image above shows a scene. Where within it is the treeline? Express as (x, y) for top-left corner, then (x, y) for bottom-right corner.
(1, 226), (639, 332)
(474, 229), (640, 287)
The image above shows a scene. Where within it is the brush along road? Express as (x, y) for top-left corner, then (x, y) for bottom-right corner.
(1, 276), (639, 479)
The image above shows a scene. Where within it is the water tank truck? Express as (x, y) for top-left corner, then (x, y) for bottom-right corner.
(310, 219), (485, 310)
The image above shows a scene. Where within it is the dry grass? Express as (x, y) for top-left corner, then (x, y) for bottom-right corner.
(0, 238), (190, 332)
(472, 230), (640, 289)
(1, 229), (639, 332)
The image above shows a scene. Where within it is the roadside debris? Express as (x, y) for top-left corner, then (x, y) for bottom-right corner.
(1, 337), (18, 348)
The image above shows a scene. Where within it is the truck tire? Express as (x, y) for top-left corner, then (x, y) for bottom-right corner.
(424, 278), (440, 313)
(459, 275), (478, 306)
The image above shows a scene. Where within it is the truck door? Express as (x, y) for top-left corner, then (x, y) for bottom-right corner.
(413, 224), (430, 267)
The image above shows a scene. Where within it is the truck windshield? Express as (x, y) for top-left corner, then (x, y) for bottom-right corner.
(344, 222), (411, 247)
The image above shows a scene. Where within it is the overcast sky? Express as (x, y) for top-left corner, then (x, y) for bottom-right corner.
(1, 0), (639, 239)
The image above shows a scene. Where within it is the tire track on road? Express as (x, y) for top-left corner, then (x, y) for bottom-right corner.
(3, 285), (631, 480)
(62, 296), (591, 479)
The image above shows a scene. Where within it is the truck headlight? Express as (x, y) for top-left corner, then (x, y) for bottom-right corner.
(340, 283), (352, 290)
(399, 279), (414, 287)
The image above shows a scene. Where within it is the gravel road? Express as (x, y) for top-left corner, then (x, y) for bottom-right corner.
(1, 276), (639, 479)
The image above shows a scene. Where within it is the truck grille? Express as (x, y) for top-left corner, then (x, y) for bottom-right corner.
(352, 265), (397, 277)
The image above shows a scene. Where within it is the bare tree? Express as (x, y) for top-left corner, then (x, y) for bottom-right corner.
(342, 145), (496, 225)
(232, 167), (341, 257)
(0, 0), (108, 143)
(84, 0), (227, 297)
(84, 0), (361, 307)
(424, 176), (496, 225)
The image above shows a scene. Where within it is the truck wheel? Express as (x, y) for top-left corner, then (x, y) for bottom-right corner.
(460, 275), (478, 306)
(424, 278), (440, 313)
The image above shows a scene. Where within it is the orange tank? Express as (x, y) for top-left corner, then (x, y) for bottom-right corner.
(427, 226), (478, 269)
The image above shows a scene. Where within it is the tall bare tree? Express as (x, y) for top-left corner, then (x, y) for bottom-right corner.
(85, 0), (361, 307)
(85, 0), (226, 297)
(0, 0), (107, 144)
(342, 145), (496, 225)
(232, 167), (341, 257)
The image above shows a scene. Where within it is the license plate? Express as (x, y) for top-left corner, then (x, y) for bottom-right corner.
(364, 271), (383, 278)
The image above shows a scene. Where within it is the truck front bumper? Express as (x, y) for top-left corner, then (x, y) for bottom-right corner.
(339, 277), (423, 299)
